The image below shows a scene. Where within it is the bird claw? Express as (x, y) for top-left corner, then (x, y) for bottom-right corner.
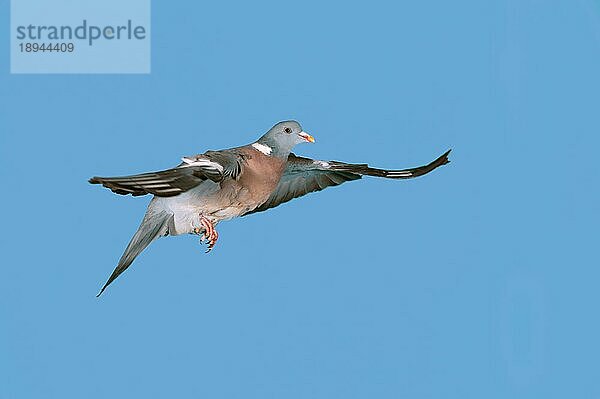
(196, 215), (219, 253)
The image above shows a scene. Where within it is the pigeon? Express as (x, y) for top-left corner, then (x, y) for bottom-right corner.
(90, 121), (451, 295)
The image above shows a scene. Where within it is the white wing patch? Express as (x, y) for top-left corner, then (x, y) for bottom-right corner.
(180, 157), (224, 173)
(384, 170), (413, 177)
(314, 160), (330, 168)
(252, 142), (272, 155)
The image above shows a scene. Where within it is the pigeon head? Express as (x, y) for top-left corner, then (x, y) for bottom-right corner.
(255, 121), (315, 157)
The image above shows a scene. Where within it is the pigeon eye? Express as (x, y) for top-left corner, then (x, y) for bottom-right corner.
(284, 127), (292, 134)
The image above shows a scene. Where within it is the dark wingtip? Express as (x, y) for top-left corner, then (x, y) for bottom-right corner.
(427, 149), (451, 170)
(96, 276), (114, 297)
(440, 149), (452, 165)
(96, 285), (107, 297)
(89, 177), (101, 184)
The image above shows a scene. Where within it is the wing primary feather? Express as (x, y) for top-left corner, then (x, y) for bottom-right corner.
(243, 149), (451, 216)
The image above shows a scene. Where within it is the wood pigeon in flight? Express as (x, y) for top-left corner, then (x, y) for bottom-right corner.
(90, 121), (451, 295)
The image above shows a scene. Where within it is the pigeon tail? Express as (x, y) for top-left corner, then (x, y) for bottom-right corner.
(97, 211), (171, 296)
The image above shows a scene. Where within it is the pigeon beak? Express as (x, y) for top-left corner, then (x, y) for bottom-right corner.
(298, 131), (315, 143)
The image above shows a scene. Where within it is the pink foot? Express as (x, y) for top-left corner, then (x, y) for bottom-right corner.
(194, 215), (219, 253)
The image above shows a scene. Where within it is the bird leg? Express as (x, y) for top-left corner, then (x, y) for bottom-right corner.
(193, 215), (219, 253)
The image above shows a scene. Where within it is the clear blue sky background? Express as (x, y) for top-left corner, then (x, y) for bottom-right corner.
(1, 0), (599, 397)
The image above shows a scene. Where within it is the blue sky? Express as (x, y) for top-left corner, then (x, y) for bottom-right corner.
(1, 0), (599, 397)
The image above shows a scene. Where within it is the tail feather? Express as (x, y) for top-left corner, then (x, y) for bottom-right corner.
(97, 211), (171, 296)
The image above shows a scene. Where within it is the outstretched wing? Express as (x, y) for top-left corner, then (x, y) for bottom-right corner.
(89, 149), (246, 197)
(245, 149), (451, 215)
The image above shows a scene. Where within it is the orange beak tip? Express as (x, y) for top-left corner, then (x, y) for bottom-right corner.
(299, 131), (315, 143)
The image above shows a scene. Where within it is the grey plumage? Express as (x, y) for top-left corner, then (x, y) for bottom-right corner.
(90, 121), (451, 295)
(96, 210), (171, 296)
